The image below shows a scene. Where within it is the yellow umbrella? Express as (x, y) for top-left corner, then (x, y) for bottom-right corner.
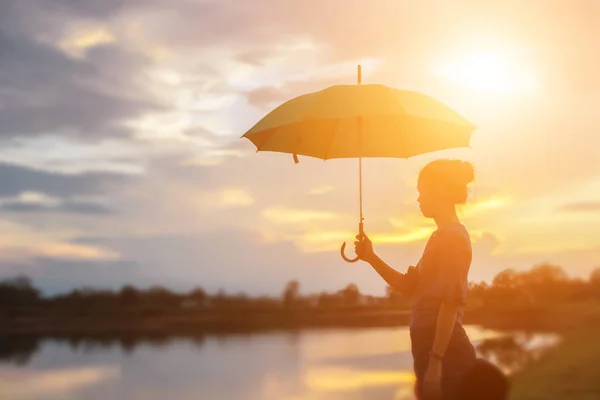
(242, 66), (476, 262)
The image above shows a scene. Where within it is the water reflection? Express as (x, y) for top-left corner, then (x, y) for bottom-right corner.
(476, 332), (560, 374)
(0, 365), (120, 399)
(0, 335), (39, 366)
(0, 334), (207, 366)
(0, 327), (559, 400)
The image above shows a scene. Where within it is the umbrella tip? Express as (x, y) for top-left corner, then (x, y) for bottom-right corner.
(357, 65), (362, 85)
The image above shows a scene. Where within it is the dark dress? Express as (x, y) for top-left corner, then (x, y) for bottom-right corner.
(406, 223), (477, 399)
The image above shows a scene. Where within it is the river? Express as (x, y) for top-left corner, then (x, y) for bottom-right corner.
(0, 325), (559, 400)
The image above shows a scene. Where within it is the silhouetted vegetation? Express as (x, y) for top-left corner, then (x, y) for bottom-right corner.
(1, 263), (600, 334)
(477, 336), (534, 373)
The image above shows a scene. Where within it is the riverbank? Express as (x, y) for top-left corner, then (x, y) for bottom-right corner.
(509, 301), (600, 399)
(0, 304), (568, 336)
(0, 307), (411, 335)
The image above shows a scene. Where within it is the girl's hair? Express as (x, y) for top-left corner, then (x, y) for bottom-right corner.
(418, 159), (475, 204)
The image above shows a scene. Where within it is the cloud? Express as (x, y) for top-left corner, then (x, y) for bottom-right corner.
(370, 228), (433, 245)
(460, 196), (513, 218)
(32, 243), (119, 260)
(0, 33), (160, 139)
(0, 162), (132, 198)
(216, 188), (255, 208)
(245, 73), (356, 110)
(30, 0), (149, 19)
(0, 238), (122, 286)
(558, 201), (600, 213)
(472, 231), (501, 254)
(57, 26), (116, 59)
(0, 200), (113, 215)
(0, 2), (164, 141)
(308, 185), (335, 195)
(262, 207), (338, 224)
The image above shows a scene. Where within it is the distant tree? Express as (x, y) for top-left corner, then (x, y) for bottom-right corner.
(564, 277), (593, 302)
(520, 263), (568, 303)
(386, 285), (406, 306)
(317, 291), (342, 307)
(228, 292), (250, 307)
(145, 286), (180, 308)
(119, 285), (139, 307)
(589, 267), (600, 297)
(363, 295), (378, 305)
(189, 287), (207, 304)
(210, 289), (227, 307)
(283, 280), (300, 307)
(253, 295), (281, 309)
(520, 263), (567, 286)
(339, 283), (360, 305)
(492, 269), (519, 289)
(590, 267), (600, 286)
(0, 275), (40, 308)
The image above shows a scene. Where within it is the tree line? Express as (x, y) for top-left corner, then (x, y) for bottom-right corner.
(1, 263), (600, 317)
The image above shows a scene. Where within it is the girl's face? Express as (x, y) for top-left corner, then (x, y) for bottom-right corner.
(417, 178), (444, 218)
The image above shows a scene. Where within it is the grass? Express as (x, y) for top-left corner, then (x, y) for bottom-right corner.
(509, 301), (600, 399)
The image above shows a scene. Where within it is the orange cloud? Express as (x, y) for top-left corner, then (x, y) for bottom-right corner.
(196, 187), (255, 210)
(459, 195), (513, 218)
(308, 185), (336, 195)
(296, 230), (353, 252)
(34, 242), (120, 260)
(56, 25), (116, 59)
(0, 221), (120, 262)
(558, 201), (600, 213)
(288, 226), (433, 253)
(370, 228), (433, 244)
(262, 207), (339, 224)
(217, 188), (255, 208)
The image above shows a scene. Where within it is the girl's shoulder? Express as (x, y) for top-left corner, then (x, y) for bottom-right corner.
(433, 223), (471, 248)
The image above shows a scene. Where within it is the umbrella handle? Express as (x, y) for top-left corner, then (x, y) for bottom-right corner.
(340, 222), (364, 263)
(340, 242), (360, 263)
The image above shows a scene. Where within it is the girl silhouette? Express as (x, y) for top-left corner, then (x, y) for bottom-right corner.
(355, 159), (478, 400)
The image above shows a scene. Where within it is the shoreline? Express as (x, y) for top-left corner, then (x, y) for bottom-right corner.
(0, 307), (564, 336)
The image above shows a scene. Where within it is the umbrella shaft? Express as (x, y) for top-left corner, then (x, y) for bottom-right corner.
(358, 111), (364, 230)
(359, 155), (363, 223)
(358, 111), (364, 227)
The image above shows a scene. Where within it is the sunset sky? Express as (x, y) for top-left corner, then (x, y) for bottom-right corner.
(1, 0), (599, 296)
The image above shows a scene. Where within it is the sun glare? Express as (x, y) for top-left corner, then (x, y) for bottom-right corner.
(433, 48), (538, 95)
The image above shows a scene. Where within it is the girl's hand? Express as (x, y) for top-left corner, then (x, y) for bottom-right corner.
(354, 232), (375, 262)
(421, 358), (443, 399)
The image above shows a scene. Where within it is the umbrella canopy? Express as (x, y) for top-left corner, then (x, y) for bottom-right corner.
(242, 84), (475, 161)
(242, 66), (475, 262)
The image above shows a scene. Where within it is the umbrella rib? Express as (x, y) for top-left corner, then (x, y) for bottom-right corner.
(323, 118), (340, 160)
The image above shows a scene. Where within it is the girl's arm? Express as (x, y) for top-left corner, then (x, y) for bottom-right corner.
(357, 233), (418, 295)
(366, 254), (408, 290)
(430, 301), (461, 359)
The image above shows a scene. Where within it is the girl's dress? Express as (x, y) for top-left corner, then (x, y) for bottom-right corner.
(405, 223), (477, 399)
